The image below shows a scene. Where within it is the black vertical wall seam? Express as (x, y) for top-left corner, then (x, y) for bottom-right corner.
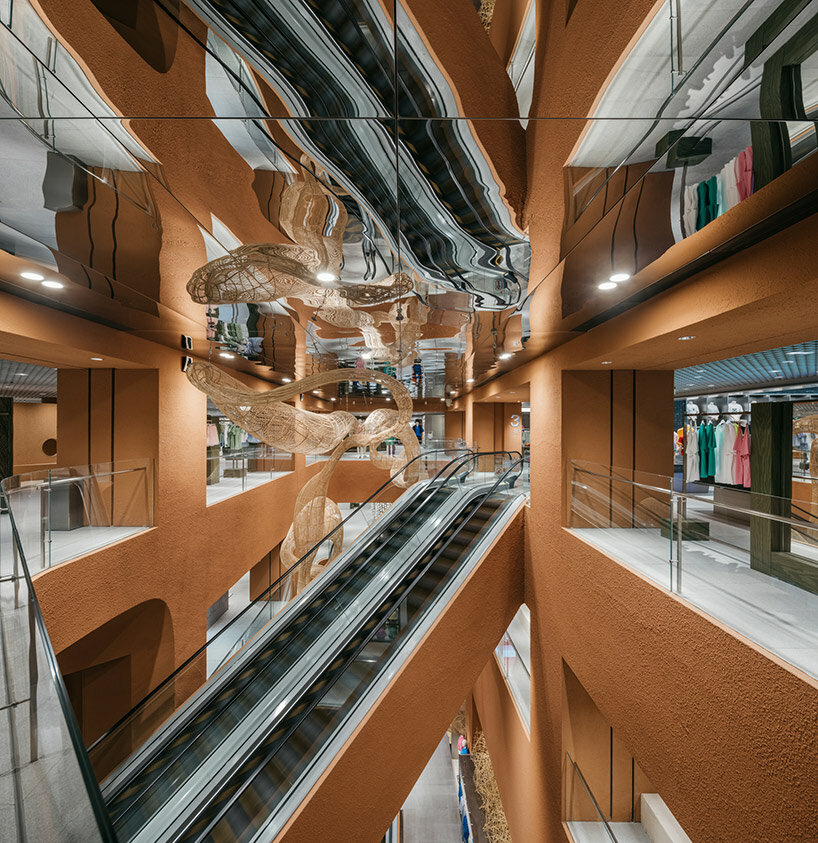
(111, 369), (115, 462)
(631, 757), (636, 821)
(609, 370), (614, 526)
(609, 726), (614, 819)
(632, 370), (637, 525)
(86, 370), (91, 464)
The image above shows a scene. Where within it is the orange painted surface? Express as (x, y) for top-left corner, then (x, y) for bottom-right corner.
(12, 402), (57, 473)
(277, 507), (524, 843)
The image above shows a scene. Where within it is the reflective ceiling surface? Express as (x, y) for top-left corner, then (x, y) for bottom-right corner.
(0, 0), (816, 395)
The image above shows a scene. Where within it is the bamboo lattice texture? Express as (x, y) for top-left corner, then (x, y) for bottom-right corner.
(471, 731), (512, 843)
(186, 362), (419, 590)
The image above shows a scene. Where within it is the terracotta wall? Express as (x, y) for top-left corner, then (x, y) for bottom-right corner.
(12, 402), (57, 472)
(278, 507), (525, 842)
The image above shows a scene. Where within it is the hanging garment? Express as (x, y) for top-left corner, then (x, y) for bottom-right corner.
(685, 422), (699, 481)
(206, 423), (220, 447)
(682, 184), (698, 237)
(736, 425), (751, 488)
(696, 177), (719, 229)
(736, 146), (754, 201)
(716, 170), (726, 217)
(721, 159), (741, 212)
(715, 422), (739, 484)
(733, 425), (750, 487)
(699, 421), (717, 479)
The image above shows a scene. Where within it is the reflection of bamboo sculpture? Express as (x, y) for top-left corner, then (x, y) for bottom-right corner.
(794, 415), (818, 512)
(186, 362), (419, 591)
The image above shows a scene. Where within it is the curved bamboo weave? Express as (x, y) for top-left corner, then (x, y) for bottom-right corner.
(793, 414), (818, 511)
(186, 362), (419, 591)
(471, 731), (512, 843)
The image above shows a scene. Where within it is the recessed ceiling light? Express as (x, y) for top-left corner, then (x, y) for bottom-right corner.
(90, 357), (103, 361)
(312, 390), (319, 395)
(42, 280), (64, 289)
(219, 351), (234, 359)
(677, 335), (695, 341)
(331, 397), (337, 402)
(609, 272), (631, 283)
(598, 281), (618, 291)
(466, 378), (474, 383)
(316, 271), (337, 283)
(787, 351), (811, 355)
(21, 271), (44, 281)
(281, 377), (292, 383)
(601, 360), (613, 365)
(360, 351), (372, 360)
(499, 352), (513, 360)
(14, 373), (28, 377)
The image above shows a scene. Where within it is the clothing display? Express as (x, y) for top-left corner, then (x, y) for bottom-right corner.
(734, 425), (752, 488)
(206, 423), (220, 446)
(683, 145), (754, 237)
(685, 422), (699, 480)
(714, 421), (739, 484)
(698, 421), (717, 479)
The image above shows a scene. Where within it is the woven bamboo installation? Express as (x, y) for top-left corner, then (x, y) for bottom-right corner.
(794, 414), (818, 510)
(471, 731), (512, 843)
(186, 362), (419, 590)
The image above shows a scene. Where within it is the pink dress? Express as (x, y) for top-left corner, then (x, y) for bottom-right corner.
(733, 426), (751, 488)
(735, 146), (753, 201)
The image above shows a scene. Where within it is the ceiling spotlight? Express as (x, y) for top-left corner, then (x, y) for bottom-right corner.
(312, 390), (319, 395)
(609, 272), (630, 283)
(331, 397), (337, 402)
(677, 335), (696, 341)
(601, 360), (613, 365)
(360, 351), (372, 360)
(316, 271), (336, 283)
(219, 351), (234, 359)
(14, 372), (28, 377)
(21, 271), (44, 281)
(90, 357), (103, 361)
(281, 377), (292, 383)
(499, 352), (513, 360)
(598, 281), (618, 291)
(42, 280), (64, 289)
(466, 378), (474, 383)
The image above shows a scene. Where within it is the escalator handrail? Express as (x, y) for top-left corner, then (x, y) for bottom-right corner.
(99, 451), (522, 825)
(188, 456), (525, 841)
(88, 447), (475, 757)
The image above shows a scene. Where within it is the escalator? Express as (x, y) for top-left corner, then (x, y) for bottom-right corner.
(91, 452), (526, 842)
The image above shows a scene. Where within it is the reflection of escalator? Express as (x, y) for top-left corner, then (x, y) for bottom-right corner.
(100, 455), (524, 843)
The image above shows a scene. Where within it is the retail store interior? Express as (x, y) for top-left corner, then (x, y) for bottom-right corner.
(0, 0), (817, 841)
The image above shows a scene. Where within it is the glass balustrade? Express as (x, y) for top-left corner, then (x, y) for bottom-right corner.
(1, 459), (154, 573)
(569, 459), (818, 680)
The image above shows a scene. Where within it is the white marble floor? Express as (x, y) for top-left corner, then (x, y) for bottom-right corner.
(402, 736), (463, 843)
(0, 512), (146, 574)
(571, 525), (818, 679)
(205, 470), (290, 506)
(567, 821), (650, 842)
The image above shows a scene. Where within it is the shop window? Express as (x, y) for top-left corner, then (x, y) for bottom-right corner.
(90, 0), (180, 73)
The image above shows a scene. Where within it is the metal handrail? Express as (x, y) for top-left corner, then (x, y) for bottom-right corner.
(88, 447), (473, 756)
(571, 461), (818, 532)
(190, 456), (525, 839)
(565, 752), (619, 841)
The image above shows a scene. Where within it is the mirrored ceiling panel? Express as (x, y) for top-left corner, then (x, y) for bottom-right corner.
(0, 0), (816, 396)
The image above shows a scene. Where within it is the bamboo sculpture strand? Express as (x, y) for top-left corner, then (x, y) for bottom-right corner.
(186, 362), (420, 591)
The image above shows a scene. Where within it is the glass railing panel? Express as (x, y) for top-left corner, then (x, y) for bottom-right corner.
(206, 444), (294, 504)
(564, 753), (619, 842)
(494, 631), (531, 727)
(0, 483), (115, 840)
(568, 459), (818, 680)
(190, 472), (521, 841)
(1, 459), (153, 573)
(88, 449), (475, 783)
